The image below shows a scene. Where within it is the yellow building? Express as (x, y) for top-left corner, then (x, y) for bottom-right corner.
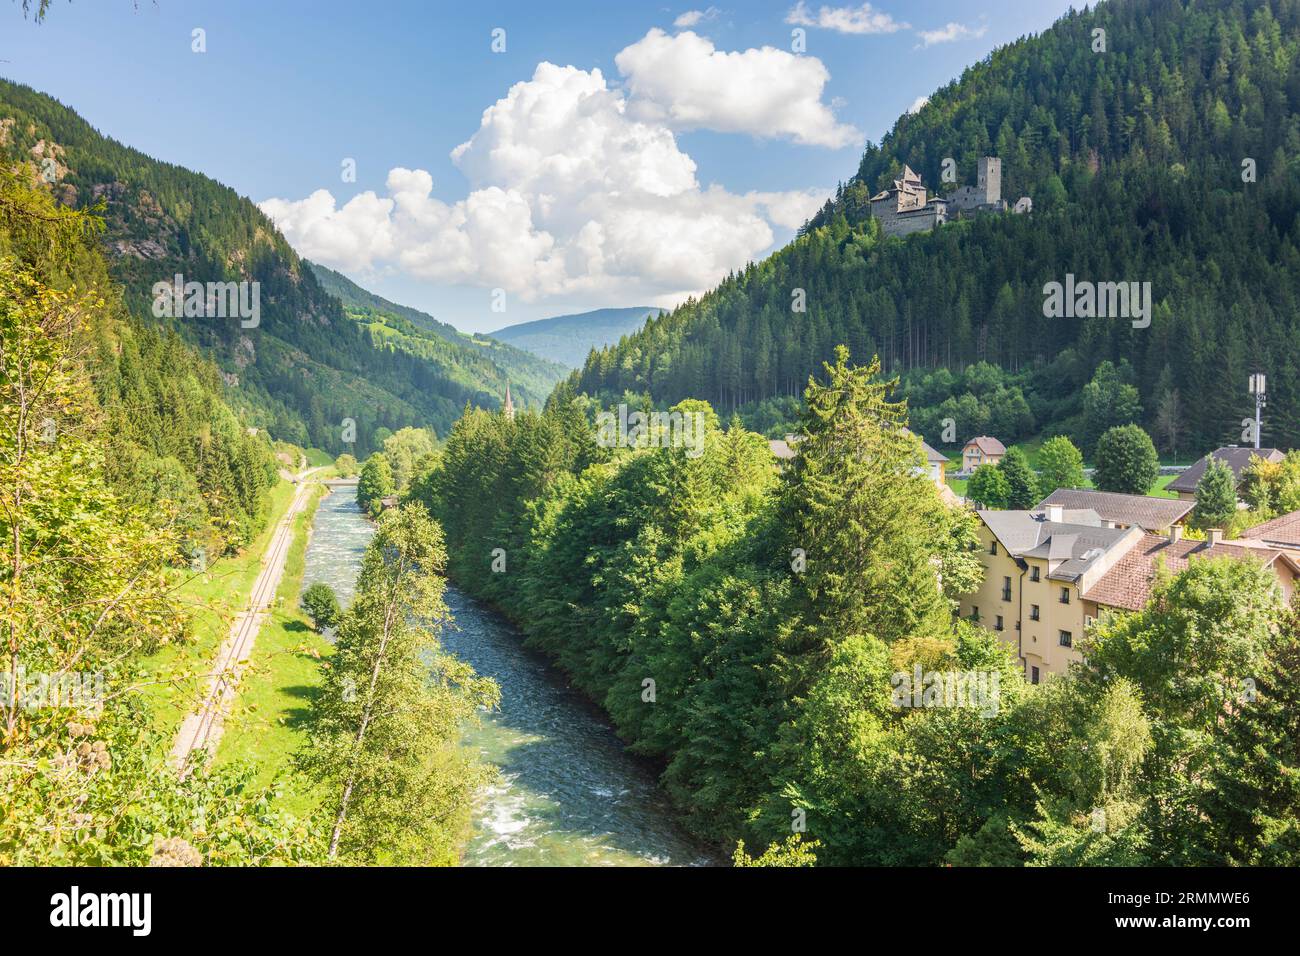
(963, 507), (1300, 682)
(961, 436), (1005, 473)
(963, 506), (1140, 682)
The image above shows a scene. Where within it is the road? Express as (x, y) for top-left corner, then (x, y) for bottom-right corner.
(169, 467), (324, 773)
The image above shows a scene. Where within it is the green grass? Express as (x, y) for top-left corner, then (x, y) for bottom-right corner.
(137, 480), (298, 750)
(946, 469), (1184, 501)
(216, 483), (332, 817)
(303, 447), (335, 468)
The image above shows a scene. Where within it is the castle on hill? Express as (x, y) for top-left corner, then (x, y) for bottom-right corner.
(869, 157), (1031, 238)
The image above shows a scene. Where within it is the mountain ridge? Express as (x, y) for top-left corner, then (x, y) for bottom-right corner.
(0, 76), (545, 452)
(492, 306), (663, 368)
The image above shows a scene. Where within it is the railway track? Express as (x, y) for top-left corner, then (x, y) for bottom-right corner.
(169, 469), (322, 774)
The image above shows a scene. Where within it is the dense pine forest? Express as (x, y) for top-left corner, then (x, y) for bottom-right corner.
(0, 78), (564, 455)
(574, 0), (1300, 455)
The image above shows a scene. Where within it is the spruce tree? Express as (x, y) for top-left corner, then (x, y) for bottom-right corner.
(1194, 456), (1238, 530)
(997, 447), (1039, 509)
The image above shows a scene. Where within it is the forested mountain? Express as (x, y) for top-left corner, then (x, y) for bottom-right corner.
(491, 306), (663, 368)
(0, 77), (507, 454)
(573, 0), (1300, 455)
(307, 261), (566, 409)
(1, 162), (278, 561)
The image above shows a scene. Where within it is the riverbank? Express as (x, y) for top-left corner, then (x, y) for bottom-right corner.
(438, 585), (713, 866)
(187, 483), (706, 864)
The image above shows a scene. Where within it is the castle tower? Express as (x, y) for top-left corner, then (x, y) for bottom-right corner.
(503, 383), (515, 421)
(977, 156), (1001, 205)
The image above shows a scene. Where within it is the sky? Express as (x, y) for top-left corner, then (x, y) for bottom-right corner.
(2, 0), (1079, 333)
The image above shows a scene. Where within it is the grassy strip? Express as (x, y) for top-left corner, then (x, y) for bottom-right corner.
(303, 447), (336, 468)
(136, 479), (297, 749)
(947, 470), (1181, 500)
(216, 483), (332, 818)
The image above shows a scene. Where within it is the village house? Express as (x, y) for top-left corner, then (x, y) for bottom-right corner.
(962, 506), (1300, 682)
(1166, 446), (1284, 500)
(963, 506), (1141, 682)
(1082, 527), (1299, 623)
(767, 434), (799, 464)
(1035, 488), (1194, 533)
(767, 429), (957, 503)
(920, 438), (948, 484)
(1241, 508), (1300, 552)
(961, 436), (1006, 472)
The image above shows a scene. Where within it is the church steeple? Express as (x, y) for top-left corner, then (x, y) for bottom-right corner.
(504, 383), (515, 421)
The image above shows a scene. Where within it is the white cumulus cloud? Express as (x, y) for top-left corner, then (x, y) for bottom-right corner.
(906, 95), (930, 115)
(260, 61), (831, 305)
(615, 28), (860, 148)
(785, 2), (908, 35)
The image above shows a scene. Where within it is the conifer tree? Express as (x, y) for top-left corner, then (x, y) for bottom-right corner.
(998, 447), (1039, 509)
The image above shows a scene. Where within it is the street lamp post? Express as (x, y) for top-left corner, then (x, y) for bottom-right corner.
(1248, 373), (1267, 451)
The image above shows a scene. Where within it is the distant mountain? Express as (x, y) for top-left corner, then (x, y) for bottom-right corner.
(492, 307), (663, 368)
(307, 261), (567, 410)
(0, 77), (553, 455)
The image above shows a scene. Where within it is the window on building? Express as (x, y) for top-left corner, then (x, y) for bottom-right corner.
(1030, 566), (1040, 582)
(1059, 630), (1073, 648)
(1059, 587), (1070, 604)
(1031, 666), (1040, 685)
(995, 615), (1004, 632)
(989, 540), (998, 555)
(1030, 604), (1040, 621)
(971, 606), (980, 622)
(1001, 576), (1012, 601)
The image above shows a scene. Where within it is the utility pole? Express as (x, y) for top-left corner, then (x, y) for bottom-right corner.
(1249, 373), (1267, 450)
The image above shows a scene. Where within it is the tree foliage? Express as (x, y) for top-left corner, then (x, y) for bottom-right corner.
(1093, 424), (1159, 494)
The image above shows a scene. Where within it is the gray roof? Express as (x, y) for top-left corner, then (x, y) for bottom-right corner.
(1037, 488), (1194, 531)
(978, 510), (1133, 582)
(918, 439), (947, 464)
(1167, 447), (1284, 494)
(768, 439), (796, 460)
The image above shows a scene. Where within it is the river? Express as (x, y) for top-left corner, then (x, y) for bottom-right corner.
(301, 484), (710, 867)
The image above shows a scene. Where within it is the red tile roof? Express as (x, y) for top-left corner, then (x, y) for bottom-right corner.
(1083, 533), (1295, 611)
(1241, 509), (1300, 548)
(965, 436), (1006, 456)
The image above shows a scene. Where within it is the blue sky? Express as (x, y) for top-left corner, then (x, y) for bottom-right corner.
(2, 0), (1078, 332)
